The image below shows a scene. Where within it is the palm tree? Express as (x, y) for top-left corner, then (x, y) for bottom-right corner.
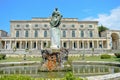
(98, 25), (109, 37)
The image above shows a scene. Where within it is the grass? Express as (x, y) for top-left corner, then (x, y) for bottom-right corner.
(68, 55), (120, 62)
(85, 56), (117, 62)
(0, 56), (42, 63)
(0, 54), (120, 63)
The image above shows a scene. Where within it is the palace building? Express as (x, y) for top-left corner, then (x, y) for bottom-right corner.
(0, 17), (120, 53)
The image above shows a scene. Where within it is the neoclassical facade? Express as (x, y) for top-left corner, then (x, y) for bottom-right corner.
(0, 17), (120, 53)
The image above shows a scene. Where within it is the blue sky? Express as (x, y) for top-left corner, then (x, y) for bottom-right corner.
(0, 0), (120, 33)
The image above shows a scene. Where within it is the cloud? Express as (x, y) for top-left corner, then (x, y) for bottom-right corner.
(83, 7), (120, 30)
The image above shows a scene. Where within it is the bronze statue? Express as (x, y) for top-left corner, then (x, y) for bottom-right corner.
(50, 8), (62, 27)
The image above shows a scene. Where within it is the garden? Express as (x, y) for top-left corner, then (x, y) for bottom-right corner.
(0, 52), (120, 80)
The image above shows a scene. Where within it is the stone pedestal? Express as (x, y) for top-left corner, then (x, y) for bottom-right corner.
(50, 28), (60, 50)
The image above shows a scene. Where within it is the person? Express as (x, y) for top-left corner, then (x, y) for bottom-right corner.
(50, 8), (62, 27)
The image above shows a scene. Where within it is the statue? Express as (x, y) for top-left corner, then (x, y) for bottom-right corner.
(40, 8), (69, 71)
(50, 8), (62, 49)
(50, 8), (62, 27)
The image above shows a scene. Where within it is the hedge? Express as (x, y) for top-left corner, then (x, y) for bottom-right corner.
(114, 52), (120, 58)
(100, 54), (111, 59)
(0, 54), (6, 60)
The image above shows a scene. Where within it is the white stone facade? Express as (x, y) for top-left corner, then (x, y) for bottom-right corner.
(0, 17), (120, 52)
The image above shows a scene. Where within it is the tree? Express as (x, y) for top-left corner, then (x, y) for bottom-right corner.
(98, 25), (109, 37)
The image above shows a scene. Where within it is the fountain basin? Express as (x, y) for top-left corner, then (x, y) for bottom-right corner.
(1, 61), (120, 79)
(72, 61), (120, 79)
(0, 61), (69, 78)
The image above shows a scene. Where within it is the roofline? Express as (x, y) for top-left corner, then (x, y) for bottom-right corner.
(0, 30), (8, 32)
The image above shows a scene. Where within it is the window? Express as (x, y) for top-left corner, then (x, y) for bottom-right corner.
(63, 30), (66, 37)
(27, 42), (29, 48)
(90, 42), (92, 48)
(16, 30), (19, 37)
(16, 42), (20, 48)
(63, 42), (67, 48)
(44, 30), (47, 37)
(26, 24), (29, 27)
(90, 31), (93, 37)
(16, 42), (19, 48)
(89, 25), (92, 28)
(16, 24), (20, 27)
(74, 42), (77, 48)
(80, 25), (84, 28)
(44, 24), (47, 27)
(43, 42), (46, 48)
(81, 30), (84, 37)
(72, 24), (75, 27)
(80, 42), (83, 48)
(72, 30), (75, 37)
(34, 30), (38, 37)
(63, 24), (66, 27)
(34, 42), (36, 48)
(35, 24), (38, 27)
(25, 30), (29, 37)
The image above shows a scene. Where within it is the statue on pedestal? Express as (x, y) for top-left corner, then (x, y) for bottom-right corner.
(40, 8), (69, 71)
(50, 8), (62, 49)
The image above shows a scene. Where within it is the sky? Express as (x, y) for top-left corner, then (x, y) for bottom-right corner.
(0, 0), (120, 34)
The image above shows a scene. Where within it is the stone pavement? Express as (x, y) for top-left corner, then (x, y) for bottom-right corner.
(87, 73), (120, 80)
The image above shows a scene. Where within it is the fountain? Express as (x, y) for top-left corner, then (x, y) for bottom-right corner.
(40, 8), (69, 71)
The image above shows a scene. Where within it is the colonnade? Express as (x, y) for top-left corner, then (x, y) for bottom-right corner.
(61, 40), (107, 49)
(1, 39), (108, 50)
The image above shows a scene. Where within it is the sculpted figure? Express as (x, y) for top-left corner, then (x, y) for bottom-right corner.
(50, 8), (62, 49)
(50, 8), (62, 27)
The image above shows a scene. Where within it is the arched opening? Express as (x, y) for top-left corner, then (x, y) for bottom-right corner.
(111, 33), (119, 50)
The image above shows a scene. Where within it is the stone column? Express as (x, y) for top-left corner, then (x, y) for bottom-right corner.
(77, 41), (79, 49)
(87, 41), (89, 49)
(69, 41), (71, 49)
(15, 40), (16, 48)
(46, 41), (48, 48)
(97, 40), (99, 49)
(92, 41), (94, 48)
(25, 41), (27, 49)
(31, 41), (32, 49)
(72, 41), (74, 49)
(4, 41), (6, 49)
(67, 41), (69, 49)
(10, 40), (11, 49)
(20, 41), (22, 49)
(82, 40), (84, 49)
(41, 41), (43, 49)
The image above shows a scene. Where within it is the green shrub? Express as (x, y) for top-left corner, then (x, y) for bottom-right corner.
(62, 72), (84, 80)
(2, 54), (6, 59)
(0, 75), (34, 80)
(100, 54), (111, 59)
(0, 54), (6, 60)
(114, 52), (120, 58)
